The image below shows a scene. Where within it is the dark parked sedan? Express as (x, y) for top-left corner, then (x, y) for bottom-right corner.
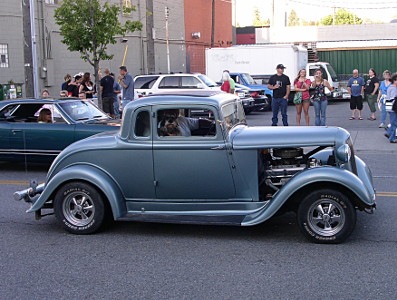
(0, 98), (120, 162)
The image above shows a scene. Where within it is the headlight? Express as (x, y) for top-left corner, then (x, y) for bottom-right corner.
(336, 144), (351, 163)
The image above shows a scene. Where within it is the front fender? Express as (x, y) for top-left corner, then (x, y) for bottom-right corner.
(242, 166), (375, 226)
(28, 164), (126, 219)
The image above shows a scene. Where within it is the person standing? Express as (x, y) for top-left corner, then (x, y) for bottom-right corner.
(100, 68), (115, 118)
(311, 69), (332, 126)
(223, 70), (235, 93)
(385, 74), (397, 143)
(61, 74), (72, 91)
(118, 66), (134, 113)
(293, 69), (311, 126)
(221, 71), (231, 93)
(268, 64), (291, 126)
(347, 69), (365, 120)
(67, 75), (81, 97)
(364, 68), (380, 121)
(79, 72), (95, 99)
(110, 72), (121, 119)
(377, 70), (392, 128)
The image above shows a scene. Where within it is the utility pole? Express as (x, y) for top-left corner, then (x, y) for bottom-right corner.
(165, 6), (170, 73)
(22, 0), (35, 97)
(146, 0), (155, 73)
(211, 0), (215, 47)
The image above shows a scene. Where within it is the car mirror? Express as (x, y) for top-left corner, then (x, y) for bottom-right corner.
(197, 83), (205, 89)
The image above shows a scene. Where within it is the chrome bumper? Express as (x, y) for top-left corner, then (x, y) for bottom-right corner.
(14, 181), (45, 203)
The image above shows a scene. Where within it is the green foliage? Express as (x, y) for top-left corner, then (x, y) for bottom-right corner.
(320, 8), (363, 25)
(288, 9), (300, 26)
(54, 0), (142, 66)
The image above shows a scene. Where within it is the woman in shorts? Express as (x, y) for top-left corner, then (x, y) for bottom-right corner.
(293, 69), (311, 126)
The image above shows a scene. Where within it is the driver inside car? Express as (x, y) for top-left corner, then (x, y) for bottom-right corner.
(158, 109), (213, 137)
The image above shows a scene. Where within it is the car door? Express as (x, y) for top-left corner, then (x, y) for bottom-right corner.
(9, 104), (75, 157)
(152, 105), (236, 200)
(112, 108), (156, 200)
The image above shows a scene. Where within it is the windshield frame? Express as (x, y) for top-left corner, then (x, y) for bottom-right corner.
(220, 99), (247, 134)
(241, 73), (256, 85)
(325, 64), (338, 81)
(58, 100), (109, 123)
(197, 74), (218, 87)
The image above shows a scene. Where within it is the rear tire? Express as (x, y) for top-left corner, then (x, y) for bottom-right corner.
(297, 189), (356, 244)
(54, 181), (110, 234)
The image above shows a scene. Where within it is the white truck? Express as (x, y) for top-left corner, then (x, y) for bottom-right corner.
(205, 44), (342, 99)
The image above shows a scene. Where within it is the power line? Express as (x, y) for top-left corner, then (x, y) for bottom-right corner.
(288, 0), (397, 9)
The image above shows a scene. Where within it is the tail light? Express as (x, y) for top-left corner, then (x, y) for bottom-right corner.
(250, 92), (260, 98)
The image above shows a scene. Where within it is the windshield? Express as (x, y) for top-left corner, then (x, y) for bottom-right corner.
(198, 74), (218, 87)
(221, 100), (246, 132)
(241, 73), (256, 85)
(58, 101), (108, 122)
(326, 64), (338, 81)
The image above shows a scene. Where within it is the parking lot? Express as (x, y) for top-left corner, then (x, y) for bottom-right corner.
(1, 100), (396, 299)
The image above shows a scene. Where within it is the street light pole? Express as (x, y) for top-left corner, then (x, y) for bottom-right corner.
(165, 6), (170, 73)
(29, 0), (39, 98)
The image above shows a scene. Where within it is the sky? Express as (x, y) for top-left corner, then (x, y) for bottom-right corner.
(235, 0), (397, 26)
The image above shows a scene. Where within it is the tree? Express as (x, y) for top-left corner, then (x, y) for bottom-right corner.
(320, 8), (363, 25)
(288, 9), (300, 26)
(54, 0), (142, 110)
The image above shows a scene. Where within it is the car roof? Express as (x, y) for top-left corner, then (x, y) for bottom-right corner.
(135, 73), (204, 78)
(126, 91), (237, 110)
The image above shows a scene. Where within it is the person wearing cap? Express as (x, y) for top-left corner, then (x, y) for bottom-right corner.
(268, 64), (291, 126)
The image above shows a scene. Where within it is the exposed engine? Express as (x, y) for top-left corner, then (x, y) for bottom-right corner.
(260, 147), (322, 199)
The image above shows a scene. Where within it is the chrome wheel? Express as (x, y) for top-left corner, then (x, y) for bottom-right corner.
(307, 199), (345, 237)
(62, 191), (95, 227)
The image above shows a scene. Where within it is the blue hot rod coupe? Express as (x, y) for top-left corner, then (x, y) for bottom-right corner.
(14, 91), (376, 243)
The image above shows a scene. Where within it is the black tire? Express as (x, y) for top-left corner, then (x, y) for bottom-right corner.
(54, 181), (110, 234)
(297, 189), (356, 244)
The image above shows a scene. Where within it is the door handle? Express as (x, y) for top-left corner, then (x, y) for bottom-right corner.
(12, 130), (22, 134)
(211, 145), (224, 150)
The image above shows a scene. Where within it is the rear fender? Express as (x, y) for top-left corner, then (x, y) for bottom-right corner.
(28, 164), (126, 219)
(242, 166), (375, 226)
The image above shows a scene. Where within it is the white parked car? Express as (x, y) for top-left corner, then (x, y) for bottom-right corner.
(134, 73), (220, 96)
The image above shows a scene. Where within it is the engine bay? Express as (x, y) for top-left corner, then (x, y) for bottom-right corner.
(259, 146), (335, 200)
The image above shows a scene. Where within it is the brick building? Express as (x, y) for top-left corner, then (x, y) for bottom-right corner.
(184, 0), (233, 74)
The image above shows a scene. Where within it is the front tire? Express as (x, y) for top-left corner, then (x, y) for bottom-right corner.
(297, 189), (356, 244)
(54, 181), (109, 234)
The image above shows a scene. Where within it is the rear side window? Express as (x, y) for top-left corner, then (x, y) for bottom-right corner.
(159, 76), (180, 89)
(135, 111), (151, 137)
(134, 76), (159, 89)
(180, 76), (201, 88)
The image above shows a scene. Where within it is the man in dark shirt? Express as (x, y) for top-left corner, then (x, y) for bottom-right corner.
(268, 64), (291, 126)
(100, 68), (115, 118)
(67, 75), (82, 97)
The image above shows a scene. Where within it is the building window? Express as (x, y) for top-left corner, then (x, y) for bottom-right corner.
(122, 0), (132, 16)
(0, 44), (9, 68)
(45, 0), (58, 4)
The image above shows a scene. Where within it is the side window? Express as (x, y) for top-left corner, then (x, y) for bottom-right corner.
(234, 76), (240, 84)
(135, 111), (151, 137)
(157, 108), (216, 137)
(180, 76), (201, 89)
(134, 76), (159, 89)
(159, 76), (180, 89)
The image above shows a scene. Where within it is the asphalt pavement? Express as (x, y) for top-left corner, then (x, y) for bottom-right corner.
(1, 100), (397, 299)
